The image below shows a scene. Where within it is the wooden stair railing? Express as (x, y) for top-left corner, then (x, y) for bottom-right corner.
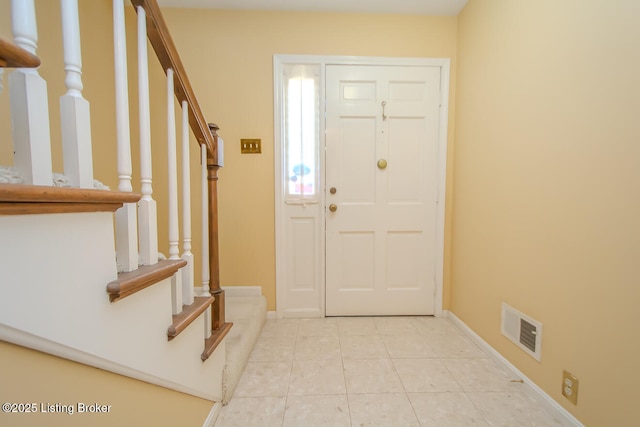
(129, 0), (217, 161)
(131, 0), (232, 352)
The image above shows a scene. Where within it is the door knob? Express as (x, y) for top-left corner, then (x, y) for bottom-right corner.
(377, 159), (388, 169)
(329, 203), (338, 212)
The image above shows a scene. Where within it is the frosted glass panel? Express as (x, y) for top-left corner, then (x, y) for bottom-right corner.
(284, 64), (320, 201)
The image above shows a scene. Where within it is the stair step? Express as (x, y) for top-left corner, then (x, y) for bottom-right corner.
(201, 322), (233, 361)
(0, 184), (139, 216)
(167, 296), (214, 340)
(221, 295), (267, 403)
(106, 259), (186, 302)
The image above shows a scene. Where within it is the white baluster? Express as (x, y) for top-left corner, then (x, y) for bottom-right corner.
(10, 0), (53, 186)
(113, 0), (137, 272)
(201, 143), (210, 296)
(137, 5), (158, 267)
(201, 143), (211, 338)
(60, 0), (93, 188)
(167, 68), (183, 314)
(181, 101), (195, 305)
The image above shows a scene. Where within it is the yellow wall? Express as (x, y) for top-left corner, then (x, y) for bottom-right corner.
(452, 0), (640, 425)
(161, 9), (458, 310)
(0, 341), (212, 427)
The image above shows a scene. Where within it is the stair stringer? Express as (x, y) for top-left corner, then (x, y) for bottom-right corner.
(0, 211), (225, 401)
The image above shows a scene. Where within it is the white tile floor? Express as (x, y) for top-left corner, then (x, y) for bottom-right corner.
(214, 316), (567, 427)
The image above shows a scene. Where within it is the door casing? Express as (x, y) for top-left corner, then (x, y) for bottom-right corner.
(274, 55), (450, 319)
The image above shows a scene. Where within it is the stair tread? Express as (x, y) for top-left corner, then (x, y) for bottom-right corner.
(201, 322), (233, 361)
(106, 259), (187, 302)
(0, 184), (140, 216)
(168, 296), (215, 340)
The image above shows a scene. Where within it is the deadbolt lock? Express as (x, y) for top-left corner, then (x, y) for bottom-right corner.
(329, 187), (337, 194)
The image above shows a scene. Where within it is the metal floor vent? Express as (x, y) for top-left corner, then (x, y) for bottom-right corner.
(501, 303), (542, 361)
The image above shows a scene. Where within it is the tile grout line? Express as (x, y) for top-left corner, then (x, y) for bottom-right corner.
(281, 323), (301, 427)
(441, 355), (493, 425)
(390, 349), (422, 426)
(339, 336), (353, 427)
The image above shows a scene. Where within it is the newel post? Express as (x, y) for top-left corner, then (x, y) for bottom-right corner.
(207, 123), (227, 330)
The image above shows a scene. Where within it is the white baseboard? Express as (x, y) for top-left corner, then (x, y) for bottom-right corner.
(202, 401), (223, 427)
(222, 286), (263, 297)
(444, 311), (585, 427)
(279, 308), (324, 318)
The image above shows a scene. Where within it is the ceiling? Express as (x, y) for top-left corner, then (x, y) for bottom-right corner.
(156, 0), (469, 16)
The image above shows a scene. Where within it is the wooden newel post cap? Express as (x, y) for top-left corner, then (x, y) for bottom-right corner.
(208, 122), (219, 138)
(206, 123), (221, 167)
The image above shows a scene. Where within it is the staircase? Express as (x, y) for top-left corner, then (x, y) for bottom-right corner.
(0, 0), (262, 422)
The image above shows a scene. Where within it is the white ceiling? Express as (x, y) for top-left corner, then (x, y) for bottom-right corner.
(157, 0), (469, 16)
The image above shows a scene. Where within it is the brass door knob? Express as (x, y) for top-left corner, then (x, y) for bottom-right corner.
(377, 159), (388, 170)
(329, 203), (338, 212)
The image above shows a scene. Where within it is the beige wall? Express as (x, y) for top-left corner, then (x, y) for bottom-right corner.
(0, 341), (212, 427)
(161, 9), (458, 310)
(452, 0), (640, 425)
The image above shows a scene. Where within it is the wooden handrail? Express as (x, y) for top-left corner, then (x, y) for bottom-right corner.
(130, 0), (218, 165)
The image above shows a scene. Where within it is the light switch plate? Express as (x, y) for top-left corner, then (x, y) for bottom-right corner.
(241, 139), (261, 154)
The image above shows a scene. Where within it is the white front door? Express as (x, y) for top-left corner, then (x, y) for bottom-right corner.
(325, 65), (442, 316)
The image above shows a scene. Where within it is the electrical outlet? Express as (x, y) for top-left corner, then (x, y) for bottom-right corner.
(561, 370), (579, 405)
(241, 139), (261, 154)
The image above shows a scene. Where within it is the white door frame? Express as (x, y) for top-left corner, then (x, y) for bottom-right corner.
(274, 54), (450, 319)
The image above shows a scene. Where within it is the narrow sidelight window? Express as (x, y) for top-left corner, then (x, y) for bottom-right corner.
(283, 64), (320, 201)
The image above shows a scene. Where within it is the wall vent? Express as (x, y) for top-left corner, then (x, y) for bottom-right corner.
(501, 303), (542, 361)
